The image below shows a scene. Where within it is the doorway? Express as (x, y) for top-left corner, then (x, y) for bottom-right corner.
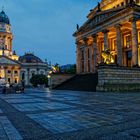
(126, 51), (132, 67)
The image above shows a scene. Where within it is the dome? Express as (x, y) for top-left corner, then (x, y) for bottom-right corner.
(0, 10), (10, 24)
(19, 53), (43, 63)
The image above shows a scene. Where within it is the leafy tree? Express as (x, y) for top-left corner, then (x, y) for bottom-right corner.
(30, 74), (48, 87)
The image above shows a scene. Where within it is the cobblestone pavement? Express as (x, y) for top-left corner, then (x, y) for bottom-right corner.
(1, 89), (140, 139)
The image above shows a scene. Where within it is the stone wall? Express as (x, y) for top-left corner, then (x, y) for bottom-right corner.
(97, 65), (140, 91)
(51, 74), (75, 88)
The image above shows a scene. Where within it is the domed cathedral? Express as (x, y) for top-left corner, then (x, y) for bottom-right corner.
(19, 53), (48, 86)
(74, 0), (140, 74)
(0, 10), (48, 86)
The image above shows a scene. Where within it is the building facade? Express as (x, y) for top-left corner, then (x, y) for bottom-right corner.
(74, 0), (140, 74)
(0, 10), (48, 86)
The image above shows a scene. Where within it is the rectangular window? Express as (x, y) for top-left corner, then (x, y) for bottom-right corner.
(121, 2), (124, 6)
(124, 34), (132, 48)
(7, 70), (11, 74)
(15, 78), (18, 83)
(126, 35), (132, 48)
(14, 71), (18, 74)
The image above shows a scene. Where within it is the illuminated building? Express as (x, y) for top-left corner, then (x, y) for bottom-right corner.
(73, 0), (140, 74)
(0, 10), (48, 86)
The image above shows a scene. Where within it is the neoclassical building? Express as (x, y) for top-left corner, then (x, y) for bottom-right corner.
(0, 10), (48, 86)
(74, 0), (140, 74)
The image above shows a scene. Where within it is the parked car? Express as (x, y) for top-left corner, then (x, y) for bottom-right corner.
(14, 84), (24, 93)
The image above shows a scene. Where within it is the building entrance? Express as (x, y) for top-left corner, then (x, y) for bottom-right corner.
(126, 51), (132, 67)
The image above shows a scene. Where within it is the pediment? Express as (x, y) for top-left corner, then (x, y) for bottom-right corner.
(87, 8), (125, 29)
(74, 7), (125, 36)
(0, 56), (20, 65)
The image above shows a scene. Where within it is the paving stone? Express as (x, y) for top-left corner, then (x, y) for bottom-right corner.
(1, 89), (140, 139)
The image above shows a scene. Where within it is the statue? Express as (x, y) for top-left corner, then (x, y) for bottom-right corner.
(97, 2), (101, 12)
(76, 24), (79, 30)
(101, 48), (114, 64)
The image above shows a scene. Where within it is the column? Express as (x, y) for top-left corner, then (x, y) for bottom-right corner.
(27, 68), (30, 85)
(83, 38), (88, 73)
(131, 18), (138, 66)
(4, 66), (7, 82)
(84, 47), (87, 73)
(18, 67), (21, 84)
(115, 24), (123, 66)
(92, 34), (98, 73)
(89, 46), (93, 73)
(12, 68), (15, 84)
(76, 42), (81, 74)
(102, 30), (109, 50)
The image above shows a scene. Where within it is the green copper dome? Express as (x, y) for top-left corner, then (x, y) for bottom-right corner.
(0, 10), (10, 24)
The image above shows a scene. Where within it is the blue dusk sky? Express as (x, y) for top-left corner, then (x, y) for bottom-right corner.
(1, 0), (99, 65)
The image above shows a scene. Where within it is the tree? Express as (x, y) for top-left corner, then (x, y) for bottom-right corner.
(30, 74), (48, 87)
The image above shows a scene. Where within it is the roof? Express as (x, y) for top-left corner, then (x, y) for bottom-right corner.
(0, 10), (10, 24)
(19, 53), (44, 63)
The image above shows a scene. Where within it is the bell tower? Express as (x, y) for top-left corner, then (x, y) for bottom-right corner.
(0, 10), (13, 57)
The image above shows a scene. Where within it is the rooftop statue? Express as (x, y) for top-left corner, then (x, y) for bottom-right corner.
(97, 2), (101, 12)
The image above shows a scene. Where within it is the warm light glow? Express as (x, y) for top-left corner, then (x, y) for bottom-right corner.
(11, 55), (19, 61)
(102, 48), (114, 64)
(47, 75), (51, 78)
(0, 67), (5, 78)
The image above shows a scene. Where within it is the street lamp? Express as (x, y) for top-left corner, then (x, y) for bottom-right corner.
(47, 74), (52, 90)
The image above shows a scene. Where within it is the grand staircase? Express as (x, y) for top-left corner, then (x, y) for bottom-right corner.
(54, 73), (98, 92)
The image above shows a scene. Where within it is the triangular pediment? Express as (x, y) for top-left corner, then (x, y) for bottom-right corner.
(0, 56), (20, 65)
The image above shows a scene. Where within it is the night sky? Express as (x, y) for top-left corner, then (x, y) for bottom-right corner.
(1, 0), (98, 65)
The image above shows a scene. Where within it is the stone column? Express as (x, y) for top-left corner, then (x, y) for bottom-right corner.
(4, 66), (7, 83)
(83, 38), (88, 73)
(92, 34), (98, 73)
(89, 46), (93, 73)
(12, 68), (15, 84)
(18, 67), (21, 84)
(102, 30), (109, 50)
(115, 24), (123, 66)
(76, 42), (81, 74)
(27, 68), (30, 86)
(131, 18), (138, 66)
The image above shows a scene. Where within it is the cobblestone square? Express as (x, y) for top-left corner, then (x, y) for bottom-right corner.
(0, 89), (140, 139)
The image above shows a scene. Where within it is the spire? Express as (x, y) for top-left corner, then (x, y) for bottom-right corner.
(2, 6), (4, 11)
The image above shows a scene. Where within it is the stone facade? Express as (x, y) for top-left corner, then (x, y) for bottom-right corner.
(97, 65), (140, 91)
(20, 62), (48, 86)
(74, 0), (140, 74)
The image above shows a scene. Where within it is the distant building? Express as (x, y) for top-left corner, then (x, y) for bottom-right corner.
(73, 0), (140, 73)
(0, 10), (48, 86)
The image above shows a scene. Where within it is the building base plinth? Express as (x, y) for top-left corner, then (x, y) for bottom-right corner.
(97, 65), (140, 92)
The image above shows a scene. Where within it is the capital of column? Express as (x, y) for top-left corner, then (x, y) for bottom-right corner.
(102, 29), (109, 34)
(129, 17), (138, 23)
(83, 38), (89, 46)
(91, 34), (98, 41)
(114, 24), (122, 29)
(75, 40), (82, 46)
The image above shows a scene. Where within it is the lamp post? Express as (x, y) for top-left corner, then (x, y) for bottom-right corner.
(47, 70), (52, 90)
